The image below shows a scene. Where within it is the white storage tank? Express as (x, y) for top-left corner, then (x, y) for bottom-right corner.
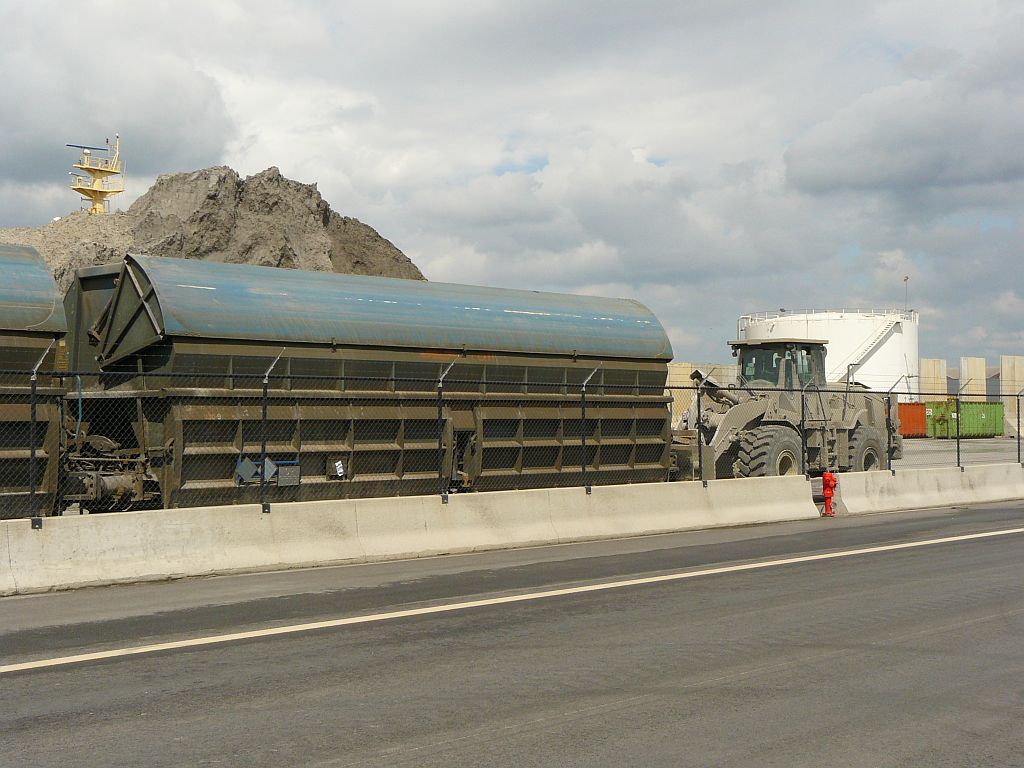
(737, 309), (920, 400)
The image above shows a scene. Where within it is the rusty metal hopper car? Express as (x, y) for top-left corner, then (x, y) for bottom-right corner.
(0, 245), (66, 518)
(59, 254), (674, 512)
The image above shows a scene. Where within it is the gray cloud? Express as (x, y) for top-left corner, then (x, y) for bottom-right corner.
(0, 0), (1020, 367)
(785, 17), (1024, 197)
(0, 4), (235, 190)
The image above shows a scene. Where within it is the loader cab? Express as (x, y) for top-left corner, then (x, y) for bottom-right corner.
(731, 339), (827, 390)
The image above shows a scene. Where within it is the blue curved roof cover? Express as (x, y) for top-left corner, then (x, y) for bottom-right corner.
(128, 254), (673, 361)
(0, 244), (67, 333)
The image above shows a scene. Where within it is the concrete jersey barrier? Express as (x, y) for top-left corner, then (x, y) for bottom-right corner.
(0, 475), (819, 595)
(836, 463), (1024, 516)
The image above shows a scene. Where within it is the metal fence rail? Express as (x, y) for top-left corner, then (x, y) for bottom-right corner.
(0, 369), (1021, 520)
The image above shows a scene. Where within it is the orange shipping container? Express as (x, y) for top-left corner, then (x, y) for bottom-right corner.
(898, 402), (927, 438)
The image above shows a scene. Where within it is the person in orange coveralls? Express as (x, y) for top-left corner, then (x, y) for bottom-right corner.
(821, 470), (838, 517)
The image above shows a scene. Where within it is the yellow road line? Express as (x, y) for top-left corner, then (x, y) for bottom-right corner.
(4, 525), (1024, 675)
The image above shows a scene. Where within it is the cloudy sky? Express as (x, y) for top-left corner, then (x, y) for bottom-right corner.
(1, 0), (1021, 364)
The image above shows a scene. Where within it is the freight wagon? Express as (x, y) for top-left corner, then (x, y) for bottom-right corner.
(3, 248), (675, 516)
(0, 245), (66, 518)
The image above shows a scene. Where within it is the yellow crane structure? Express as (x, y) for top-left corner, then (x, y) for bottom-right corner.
(67, 134), (124, 214)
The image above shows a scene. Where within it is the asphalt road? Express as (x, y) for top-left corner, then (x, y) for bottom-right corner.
(3, 504), (1024, 767)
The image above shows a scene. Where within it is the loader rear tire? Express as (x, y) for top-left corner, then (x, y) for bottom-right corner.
(847, 425), (884, 472)
(734, 425), (802, 478)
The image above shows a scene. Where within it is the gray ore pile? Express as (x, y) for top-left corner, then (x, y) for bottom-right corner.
(0, 166), (424, 290)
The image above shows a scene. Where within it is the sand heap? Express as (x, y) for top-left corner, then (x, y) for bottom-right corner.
(0, 166), (423, 290)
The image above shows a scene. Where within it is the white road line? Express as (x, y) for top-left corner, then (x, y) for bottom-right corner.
(3, 525), (1024, 675)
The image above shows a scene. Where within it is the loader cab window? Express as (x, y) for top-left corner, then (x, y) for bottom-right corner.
(794, 346), (827, 388)
(794, 348), (812, 386)
(738, 344), (826, 389)
(738, 345), (787, 386)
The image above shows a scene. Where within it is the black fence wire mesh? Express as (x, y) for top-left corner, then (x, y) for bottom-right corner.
(0, 368), (1021, 519)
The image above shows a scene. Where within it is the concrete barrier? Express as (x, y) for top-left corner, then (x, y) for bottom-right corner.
(0, 524), (14, 595)
(550, 475), (818, 542)
(0, 475), (820, 596)
(837, 463), (1024, 516)
(4, 504), (268, 594)
(270, 500), (364, 565)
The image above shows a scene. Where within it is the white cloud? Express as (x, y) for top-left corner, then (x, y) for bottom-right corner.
(0, 0), (1021, 367)
(993, 290), (1024, 317)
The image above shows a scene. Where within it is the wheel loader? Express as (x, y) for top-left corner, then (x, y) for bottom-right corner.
(672, 338), (902, 479)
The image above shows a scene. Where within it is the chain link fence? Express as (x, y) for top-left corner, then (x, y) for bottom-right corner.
(0, 368), (1021, 519)
(675, 382), (1020, 482)
(0, 369), (674, 518)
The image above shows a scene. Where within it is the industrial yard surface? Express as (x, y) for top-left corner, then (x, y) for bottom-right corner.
(897, 436), (1020, 468)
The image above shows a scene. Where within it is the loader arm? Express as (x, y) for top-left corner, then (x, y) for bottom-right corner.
(708, 398), (770, 456)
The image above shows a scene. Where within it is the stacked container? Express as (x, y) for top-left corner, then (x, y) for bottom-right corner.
(925, 401), (1004, 438)
(898, 402), (927, 438)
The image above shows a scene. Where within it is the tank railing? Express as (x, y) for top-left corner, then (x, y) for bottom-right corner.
(739, 308), (919, 323)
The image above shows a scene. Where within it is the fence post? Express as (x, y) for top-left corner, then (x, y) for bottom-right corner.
(695, 385), (705, 485)
(259, 376), (269, 513)
(955, 395), (962, 470)
(29, 371), (38, 519)
(28, 340), (54, 528)
(55, 374), (64, 515)
(436, 380), (445, 501)
(580, 384), (588, 493)
(885, 394), (894, 471)
(581, 368), (599, 494)
(260, 349), (286, 514)
(884, 377), (906, 475)
(1017, 391), (1022, 466)
(437, 359), (458, 503)
(799, 387), (807, 476)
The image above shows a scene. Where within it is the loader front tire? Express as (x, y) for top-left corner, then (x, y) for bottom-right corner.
(734, 425), (802, 478)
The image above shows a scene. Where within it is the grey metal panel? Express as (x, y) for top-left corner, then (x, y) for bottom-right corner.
(0, 244), (67, 333)
(730, 338), (829, 346)
(126, 254), (673, 361)
(63, 263), (121, 371)
(277, 464), (301, 487)
(97, 257), (164, 364)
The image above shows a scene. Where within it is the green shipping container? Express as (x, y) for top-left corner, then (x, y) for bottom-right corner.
(925, 401), (953, 438)
(924, 401), (1004, 439)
